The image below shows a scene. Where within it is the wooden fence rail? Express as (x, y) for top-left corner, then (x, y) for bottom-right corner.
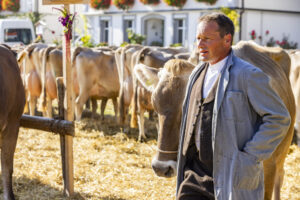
(20, 114), (74, 136)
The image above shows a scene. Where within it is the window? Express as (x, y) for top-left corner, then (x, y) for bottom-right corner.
(4, 28), (33, 45)
(173, 19), (185, 45)
(124, 19), (133, 42)
(100, 20), (109, 43)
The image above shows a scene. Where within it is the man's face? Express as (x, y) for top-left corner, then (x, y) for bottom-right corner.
(196, 21), (231, 65)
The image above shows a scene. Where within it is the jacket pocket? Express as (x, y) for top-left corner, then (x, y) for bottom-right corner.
(222, 91), (248, 122)
(233, 151), (261, 190)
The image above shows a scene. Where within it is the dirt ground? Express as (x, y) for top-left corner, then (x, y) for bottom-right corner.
(0, 109), (299, 200)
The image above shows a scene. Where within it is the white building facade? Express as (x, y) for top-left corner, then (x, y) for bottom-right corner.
(18, 0), (300, 50)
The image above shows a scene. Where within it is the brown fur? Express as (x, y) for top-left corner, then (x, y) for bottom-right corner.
(150, 41), (295, 200)
(0, 45), (26, 199)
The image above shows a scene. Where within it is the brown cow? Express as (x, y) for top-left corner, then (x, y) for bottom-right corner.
(136, 41), (295, 200)
(289, 49), (300, 144)
(115, 44), (143, 127)
(0, 45), (26, 200)
(17, 43), (47, 116)
(39, 46), (63, 117)
(72, 47), (120, 120)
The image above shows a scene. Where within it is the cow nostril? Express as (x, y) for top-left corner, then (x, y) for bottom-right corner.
(164, 166), (173, 177)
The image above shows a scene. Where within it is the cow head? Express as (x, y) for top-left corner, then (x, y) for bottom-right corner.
(134, 59), (194, 177)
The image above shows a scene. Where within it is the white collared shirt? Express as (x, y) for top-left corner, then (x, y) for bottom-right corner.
(202, 56), (228, 98)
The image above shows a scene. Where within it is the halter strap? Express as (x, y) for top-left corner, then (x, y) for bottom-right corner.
(156, 147), (178, 154)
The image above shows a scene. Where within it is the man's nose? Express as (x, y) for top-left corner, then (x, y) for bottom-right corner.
(197, 39), (204, 49)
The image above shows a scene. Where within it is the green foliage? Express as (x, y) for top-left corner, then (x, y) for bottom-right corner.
(90, 0), (111, 9)
(27, 12), (43, 27)
(127, 29), (146, 44)
(195, 0), (217, 5)
(2, 0), (20, 12)
(139, 0), (160, 5)
(52, 38), (62, 46)
(96, 42), (108, 47)
(266, 36), (298, 49)
(163, 0), (187, 8)
(121, 42), (129, 47)
(170, 43), (182, 47)
(150, 41), (163, 46)
(220, 7), (240, 33)
(75, 15), (95, 47)
(113, 0), (134, 10)
(80, 35), (94, 47)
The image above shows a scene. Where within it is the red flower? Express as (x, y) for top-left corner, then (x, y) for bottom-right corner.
(2, 0), (20, 12)
(265, 30), (269, 35)
(251, 30), (256, 36)
(276, 40), (280, 45)
(51, 31), (55, 34)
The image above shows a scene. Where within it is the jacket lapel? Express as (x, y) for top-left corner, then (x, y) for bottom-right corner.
(212, 50), (234, 152)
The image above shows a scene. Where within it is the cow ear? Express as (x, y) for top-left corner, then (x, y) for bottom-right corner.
(134, 63), (159, 92)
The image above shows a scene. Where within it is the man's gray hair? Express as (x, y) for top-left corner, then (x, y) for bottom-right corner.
(199, 12), (235, 43)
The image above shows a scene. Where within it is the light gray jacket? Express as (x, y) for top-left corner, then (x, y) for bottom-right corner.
(176, 51), (291, 199)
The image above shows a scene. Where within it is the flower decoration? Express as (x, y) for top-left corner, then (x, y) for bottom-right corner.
(90, 0), (111, 9)
(195, 0), (217, 5)
(113, 0), (134, 10)
(250, 30), (256, 40)
(140, 0), (160, 5)
(163, 0), (186, 8)
(53, 7), (76, 40)
(2, 0), (20, 12)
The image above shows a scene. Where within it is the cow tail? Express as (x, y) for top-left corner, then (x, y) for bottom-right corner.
(130, 81), (138, 129)
(117, 47), (126, 125)
(71, 47), (84, 69)
(39, 46), (55, 113)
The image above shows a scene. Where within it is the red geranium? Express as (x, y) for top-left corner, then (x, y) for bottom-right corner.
(163, 0), (186, 7)
(90, 0), (111, 9)
(250, 30), (256, 40)
(113, 0), (134, 10)
(140, 0), (160, 5)
(2, 0), (20, 12)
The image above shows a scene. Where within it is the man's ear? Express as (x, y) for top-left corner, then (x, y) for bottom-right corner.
(224, 34), (232, 46)
(134, 63), (159, 92)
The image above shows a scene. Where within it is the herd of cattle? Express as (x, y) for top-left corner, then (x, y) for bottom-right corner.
(0, 41), (299, 199)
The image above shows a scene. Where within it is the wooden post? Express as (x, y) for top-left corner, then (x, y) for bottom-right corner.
(42, 0), (90, 197)
(56, 77), (67, 192)
(62, 4), (74, 197)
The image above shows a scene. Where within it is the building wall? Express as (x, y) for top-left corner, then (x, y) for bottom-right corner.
(23, 0), (299, 50)
(242, 11), (300, 47)
(242, 0), (300, 12)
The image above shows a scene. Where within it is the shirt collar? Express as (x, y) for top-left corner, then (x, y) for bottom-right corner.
(208, 55), (229, 73)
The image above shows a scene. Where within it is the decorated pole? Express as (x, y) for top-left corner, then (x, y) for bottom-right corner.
(62, 4), (74, 196)
(43, 0), (89, 196)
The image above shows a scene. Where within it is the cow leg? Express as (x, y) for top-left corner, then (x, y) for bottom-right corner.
(273, 167), (284, 200)
(100, 98), (108, 121)
(75, 92), (89, 121)
(91, 98), (98, 119)
(137, 107), (146, 142)
(149, 110), (154, 121)
(112, 97), (118, 122)
(28, 95), (37, 116)
(46, 97), (52, 118)
(1, 121), (19, 200)
(263, 159), (276, 200)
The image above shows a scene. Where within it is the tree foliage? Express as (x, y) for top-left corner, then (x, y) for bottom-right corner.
(220, 7), (240, 33)
(126, 29), (146, 44)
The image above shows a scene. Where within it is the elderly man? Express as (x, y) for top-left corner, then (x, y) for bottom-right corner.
(176, 13), (291, 200)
